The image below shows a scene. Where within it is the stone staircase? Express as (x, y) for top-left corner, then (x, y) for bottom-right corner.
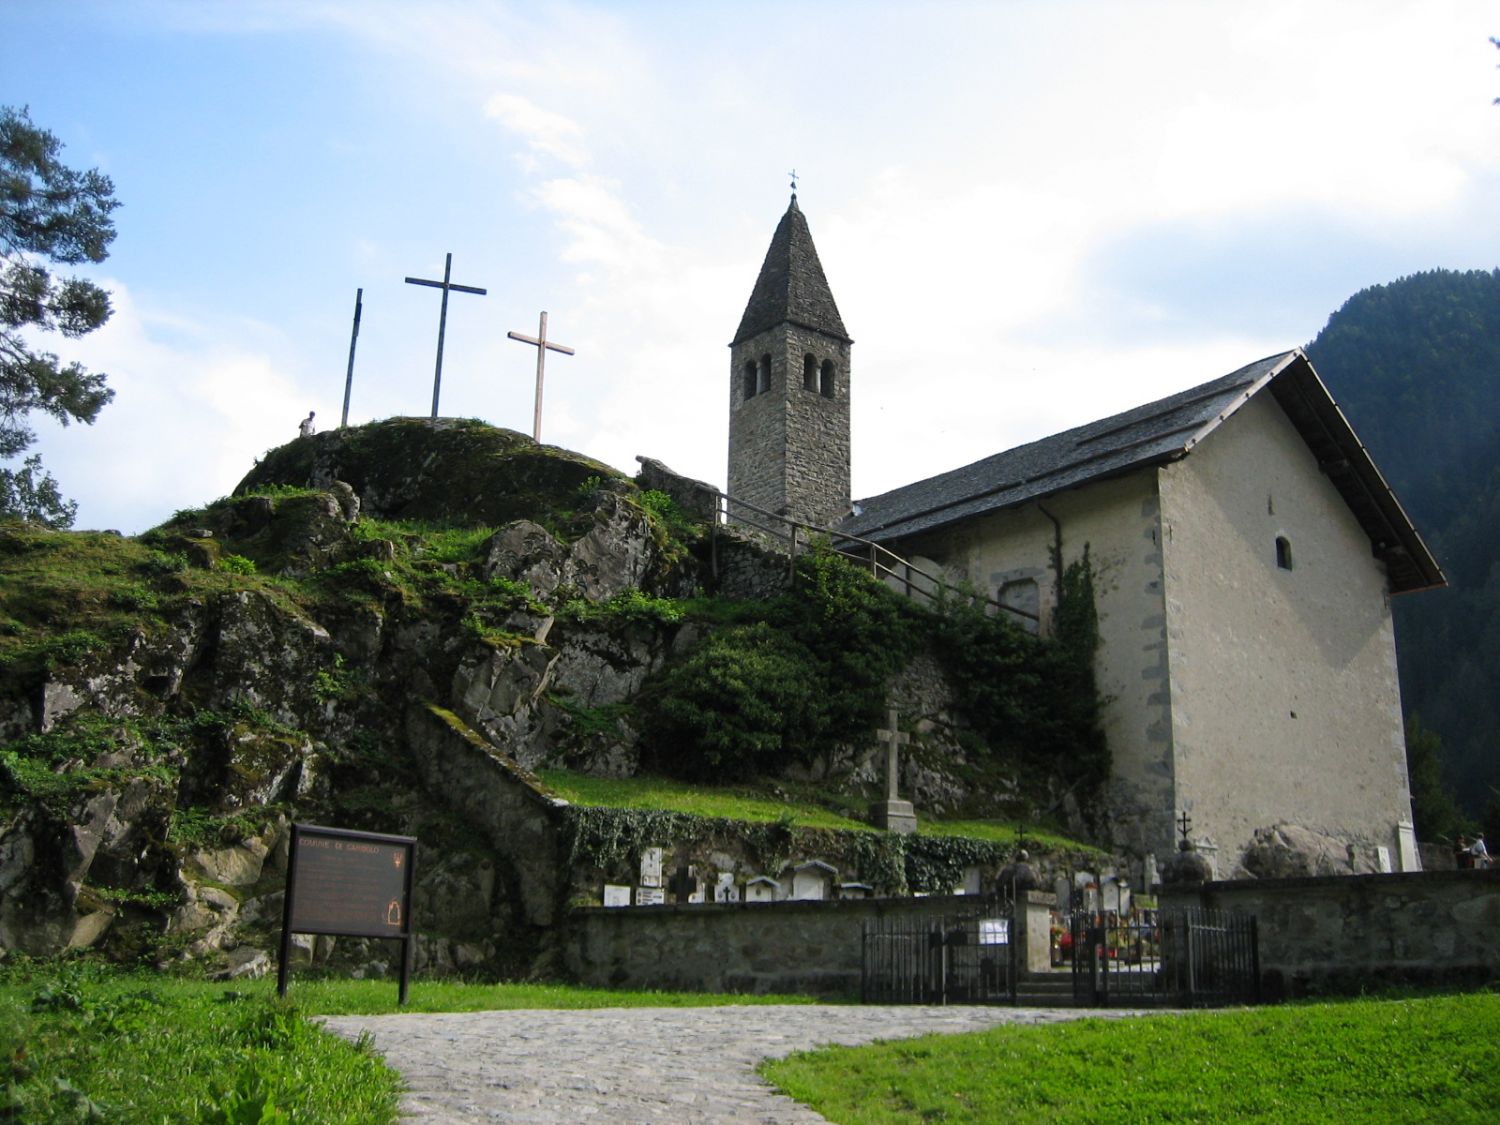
(1012, 970), (1080, 1007)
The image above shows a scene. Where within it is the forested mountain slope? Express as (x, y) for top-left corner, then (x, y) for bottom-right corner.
(1305, 269), (1500, 820)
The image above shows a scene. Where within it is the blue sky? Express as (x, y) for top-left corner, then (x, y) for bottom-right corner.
(6, 1), (1499, 533)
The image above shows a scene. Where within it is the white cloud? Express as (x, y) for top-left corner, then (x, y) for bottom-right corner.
(485, 93), (588, 171)
(27, 283), (314, 533)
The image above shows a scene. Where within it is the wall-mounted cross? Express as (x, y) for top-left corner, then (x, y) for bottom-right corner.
(507, 311), (575, 442)
(875, 706), (910, 802)
(405, 253), (487, 419)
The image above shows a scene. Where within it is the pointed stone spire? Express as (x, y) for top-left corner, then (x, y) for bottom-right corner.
(732, 197), (850, 346)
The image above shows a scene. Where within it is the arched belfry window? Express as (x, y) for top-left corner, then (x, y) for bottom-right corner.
(803, 353), (818, 391)
(819, 359), (836, 398)
(758, 354), (772, 395)
(1275, 536), (1293, 571)
(742, 360), (758, 401)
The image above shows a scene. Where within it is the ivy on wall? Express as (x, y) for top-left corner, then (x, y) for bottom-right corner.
(560, 802), (1018, 896)
(636, 544), (1110, 806)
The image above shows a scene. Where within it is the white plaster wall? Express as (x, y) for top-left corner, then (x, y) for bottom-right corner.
(1158, 394), (1412, 871)
(901, 471), (1173, 856)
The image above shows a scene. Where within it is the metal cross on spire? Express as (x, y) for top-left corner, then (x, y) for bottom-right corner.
(507, 311), (575, 442)
(405, 253), (487, 419)
(788, 168), (799, 199)
(1177, 811), (1193, 844)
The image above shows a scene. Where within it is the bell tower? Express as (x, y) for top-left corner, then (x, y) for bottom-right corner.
(727, 193), (852, 528)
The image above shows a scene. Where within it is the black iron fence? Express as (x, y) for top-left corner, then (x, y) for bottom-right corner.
(1067, 907), (1260, 1007)
(863, 901), (1260, 1008)
(861, 898), (1017, 1004)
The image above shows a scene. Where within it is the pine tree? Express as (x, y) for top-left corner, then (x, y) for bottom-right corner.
(1, 105), (120, 527)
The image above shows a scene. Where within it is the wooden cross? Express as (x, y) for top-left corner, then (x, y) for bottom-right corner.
(340, 288), (362, 428)
(405, 253), (487, 419)
(507, 310), (575, 442)
(875, 706), (910, 802)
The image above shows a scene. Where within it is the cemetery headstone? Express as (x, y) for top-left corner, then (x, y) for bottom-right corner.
(744, 876), (780, 903)
(602, 884), (631, 907)
(635, 886), (665, 906)
(668, 865), (700, 904)
(639, 847), (663, 888)
(790, 860), (837, 901)
(713, 872), (739, 903)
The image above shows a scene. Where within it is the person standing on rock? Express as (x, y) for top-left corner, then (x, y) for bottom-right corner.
(299, 411), (316, 438)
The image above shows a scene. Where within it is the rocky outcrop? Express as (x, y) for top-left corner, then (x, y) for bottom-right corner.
(1237, 823), (1387, 879)
(0, 418), (1066, 975)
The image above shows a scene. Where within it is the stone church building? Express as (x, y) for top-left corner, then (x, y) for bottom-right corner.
(728, 196), (1445, 879)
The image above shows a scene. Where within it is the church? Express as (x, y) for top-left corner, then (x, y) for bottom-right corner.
(726, 195), (1445, 879)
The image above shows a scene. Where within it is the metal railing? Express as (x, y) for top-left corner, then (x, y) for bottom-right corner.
(862, 898), (1018, 1005)
(709, 490), (1039, 627)
(1067, 907), (1260, 1007)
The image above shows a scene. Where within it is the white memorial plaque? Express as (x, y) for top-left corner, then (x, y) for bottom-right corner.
(635, 886), (665, 906)
(639, 847), (663, 888)
(602, 884), (631, 907)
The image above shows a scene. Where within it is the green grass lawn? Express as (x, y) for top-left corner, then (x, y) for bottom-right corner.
(0, 963), (811, 1122)
(761, 991), (1500, 1125)
(536, 768), (1096, 852)
(7, 961), (1496, 1124)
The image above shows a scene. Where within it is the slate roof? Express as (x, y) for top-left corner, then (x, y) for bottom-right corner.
(838, 350), (1444, 595)
(731, 197), (851, 346)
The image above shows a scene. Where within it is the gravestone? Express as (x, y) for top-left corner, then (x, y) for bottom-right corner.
(713, 872), (740, 903)
(961, 866), (984, 896)
(790, 860), (837, 901)
(639, 847), (663, 888)
(667, 865), (700, 904)
(838, 882), (873, 899)
(871, 707), (918, 834)
(744, 876), (780, 903)
(602, 884), (631, 907)
(635, 886), (665, 906)
(1054, 875), (1072, 911)
(1101, 880), (1121, 913)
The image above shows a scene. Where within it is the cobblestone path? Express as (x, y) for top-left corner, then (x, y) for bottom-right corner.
(322, 1004), (1141, 1124)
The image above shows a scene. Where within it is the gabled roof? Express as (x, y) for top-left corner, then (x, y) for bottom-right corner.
(731, 196), (851, 346)
(838, 350), (1444, 595)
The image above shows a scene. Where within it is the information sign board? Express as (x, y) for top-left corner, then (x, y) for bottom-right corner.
(278, 824), (417, 1003)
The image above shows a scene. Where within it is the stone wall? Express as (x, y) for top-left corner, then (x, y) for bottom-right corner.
(563, 894), (976, 997)
(1161, 869), (1500, 998)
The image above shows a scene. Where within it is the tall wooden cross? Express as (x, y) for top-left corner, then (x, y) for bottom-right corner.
(507, 311), (575, 442)
(405, 253), (487, 419)
(340, 288), (362, 428)
(875, 706), (910, 802)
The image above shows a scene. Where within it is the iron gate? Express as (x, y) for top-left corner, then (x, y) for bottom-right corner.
(1069, 907), (1260, 1007)
(861, 898), (1017, 1004)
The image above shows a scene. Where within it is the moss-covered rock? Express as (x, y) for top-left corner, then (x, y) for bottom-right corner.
(236, 417), (625, 531)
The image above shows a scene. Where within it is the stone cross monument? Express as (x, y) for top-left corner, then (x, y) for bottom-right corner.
(872, 706), (917, 834)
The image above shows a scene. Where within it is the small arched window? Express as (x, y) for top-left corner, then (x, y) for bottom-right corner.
(803, 353), (818, 391)
(1275, 536), (1293, 571)
(758, 354), (772, 395)
(742, 360), (758, 400)
(820, 359), (836, 398)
